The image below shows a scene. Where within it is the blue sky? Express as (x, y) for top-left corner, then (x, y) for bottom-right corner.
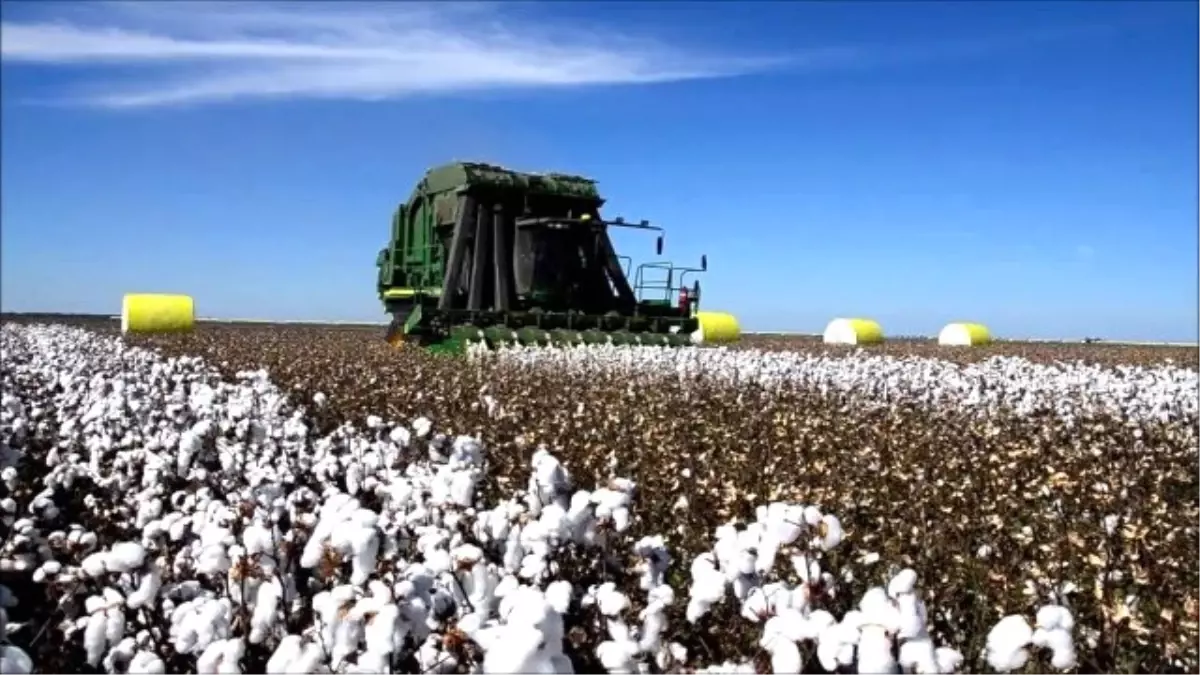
(1, 1), (1196, 340)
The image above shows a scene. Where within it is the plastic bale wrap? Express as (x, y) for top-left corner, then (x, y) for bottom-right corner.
(938, 322), (992, 347)
(691, 311), (742, 345)
(822, 317), (884, 346)
(120, 294), (195, 334)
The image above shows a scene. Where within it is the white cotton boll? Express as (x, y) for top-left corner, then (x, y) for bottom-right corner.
(196, 638), (232, 674)
(482, 624), (544, 674)
(412, 417), (432, 438)
(426, 548), (453, 577)
(857, 625), (899, 674)
(686, 557), (726, 623)
(347, 525), (379, 585)
(798, 610), (836, 642)
(765, 609), (810, 643)
(731, 575), (756, 602)
(168, 516), (191, 542)
(588, 583), (630, 618)
(986, 615), (1034, 673)
(896, 593), (928, 640)
(740, 587), (770, 622)
(815, 514), (844, 550)
(127, 560), (163, 609)
(610, 505), (631, 532)
(505, 588), (556, 638)
(755, 533), (781, 575)
(935, 647), (964, 673)
(816, 622), (860, 672)
(364, 604), (401, 655)
(859, 587), (900, 633)
(898, 636), (939, 674)
(241, 523), (273, 558)
(464, 560), (498, 611)
(81, 552), (108, 577)
(0, 645), (33, 674)
(249, 579), (282, 645)
(84, 613), (108, 666)
(1033, 627), (1078, 670)
(105, 608), (127, 644)
(802, 505), (822, 526)
(127, 650), (166, 674)
(266, 635), (302, 674)
(449, 470), (478, 507)
(734, 549), (757, 577)
(1035, 605), (1075, 632)
(764, 503), (803, 545)
(291, 640), (326, 674)
(103, 634), (136, 667)
(789, 553), (821, 586)
(178, 431), (202, 475)
(546, 580), (573, 615)
(218, 634), (246, 672)
(759, 631), (802, 674)
(790, 584), (812, 614)
(538, 503), (568, 539)
(887, 568), (918, 598)
(353, 650), (388, 673)
(639, 607), (668, 654)
(596, 637), (639, 674)
(760, 582), (792, 614)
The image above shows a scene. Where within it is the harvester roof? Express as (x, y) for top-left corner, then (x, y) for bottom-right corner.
(410, 161), (603, 204)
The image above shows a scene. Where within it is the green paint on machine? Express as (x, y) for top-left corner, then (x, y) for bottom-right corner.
(375, 161), (709, 352)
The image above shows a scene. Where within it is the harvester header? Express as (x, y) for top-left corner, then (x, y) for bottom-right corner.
(376, 161), (739, 352)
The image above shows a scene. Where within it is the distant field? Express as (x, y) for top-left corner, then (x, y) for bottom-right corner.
(3, 311), (1195, 369)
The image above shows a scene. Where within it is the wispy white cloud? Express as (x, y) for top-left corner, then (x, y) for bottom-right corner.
(1075, 244), (1097, 261)
(0, 3), (1125, 110)
(0, 1), (788, 109)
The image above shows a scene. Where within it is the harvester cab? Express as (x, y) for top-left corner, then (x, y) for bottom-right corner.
(376, 161), (739, 352)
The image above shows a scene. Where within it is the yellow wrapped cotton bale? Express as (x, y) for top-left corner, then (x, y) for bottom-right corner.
(691, 311), (741, 345)
(120, 294), (196, 334)
(938, 322), (992, 346)
(822, 318), (884, 346)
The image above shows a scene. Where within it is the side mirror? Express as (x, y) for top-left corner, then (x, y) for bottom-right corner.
(656, 236), (664, 256)
(692, 280), (701, 302)
(700, 254), (708, 271)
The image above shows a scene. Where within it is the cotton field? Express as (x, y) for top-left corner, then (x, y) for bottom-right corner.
(1, 320), (1197, 674)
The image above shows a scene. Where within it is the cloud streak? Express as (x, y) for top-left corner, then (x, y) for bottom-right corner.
(0, 1), (786, 109)
(0, 2), (1125, 110)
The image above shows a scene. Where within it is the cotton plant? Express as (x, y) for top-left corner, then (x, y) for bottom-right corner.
(986, 605), (1078, 673)
(1, 323), (1100, 675)
(682, 503), (979, 675)
(470, 342), (1198, 424)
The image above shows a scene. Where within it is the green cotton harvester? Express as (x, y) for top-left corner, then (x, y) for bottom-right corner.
(375, 161), (741, 353)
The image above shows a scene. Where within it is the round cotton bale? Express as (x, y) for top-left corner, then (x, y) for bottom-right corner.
(691, 311), (742, 345)
(822, 317), (884, 346)
(120, 294), (196, 334)
(938, 321), (992, 346)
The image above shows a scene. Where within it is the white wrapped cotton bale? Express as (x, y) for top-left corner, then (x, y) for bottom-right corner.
(823, 318), (884, 346)
(938, 322), (992, 347)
